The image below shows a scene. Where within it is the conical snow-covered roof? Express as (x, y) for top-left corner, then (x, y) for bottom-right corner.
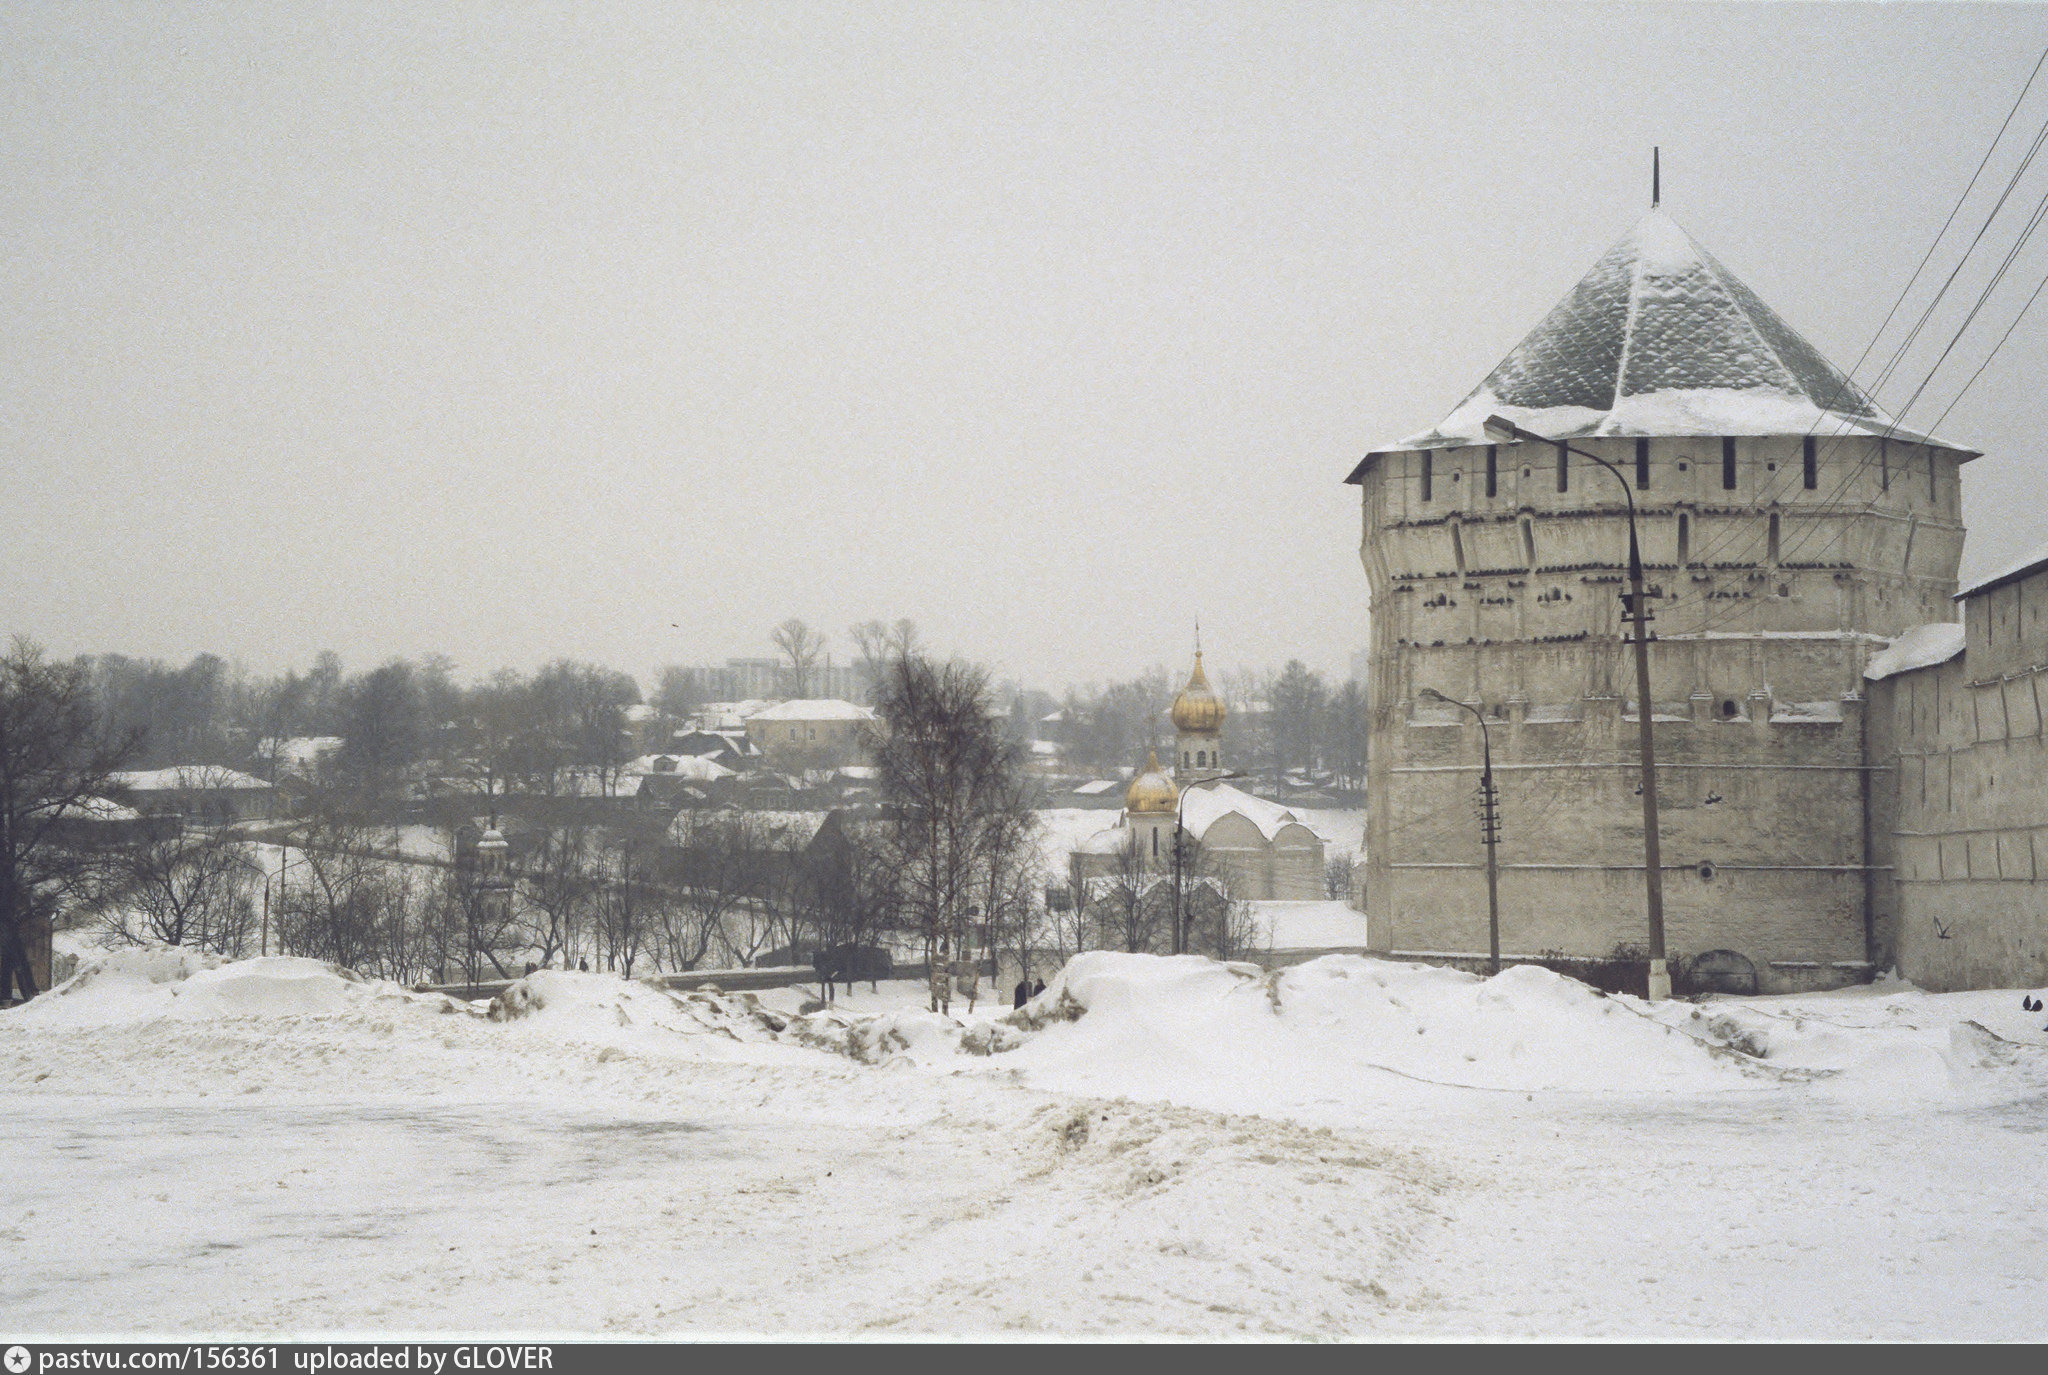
(1364, 209), (1972, 459)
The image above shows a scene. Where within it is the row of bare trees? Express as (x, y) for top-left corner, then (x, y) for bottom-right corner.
(1052, 662), (1369, 789)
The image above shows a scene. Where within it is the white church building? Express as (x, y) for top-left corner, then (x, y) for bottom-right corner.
(1070, 650), (1328, 906)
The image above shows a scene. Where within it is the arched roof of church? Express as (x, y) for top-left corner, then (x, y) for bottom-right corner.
(1179, 783), (1326, 846)
(1350, 209), (1974, 475)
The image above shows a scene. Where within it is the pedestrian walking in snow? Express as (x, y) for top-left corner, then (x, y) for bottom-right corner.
(1032, 979), (1045, 997)
(929, 960), (951, 1016)
(1014, 979), (1030, 1009)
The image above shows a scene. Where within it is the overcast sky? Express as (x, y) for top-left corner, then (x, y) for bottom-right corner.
(6, 2), (2048, 694)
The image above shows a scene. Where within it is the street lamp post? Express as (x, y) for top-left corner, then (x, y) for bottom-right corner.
(1482, 414), (1670, 1000)
(1418, 689), (1501, 975)
(1173, 770), (1245, 955)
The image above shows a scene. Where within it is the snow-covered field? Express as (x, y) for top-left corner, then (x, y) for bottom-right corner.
(5, 947), (2047, 1339)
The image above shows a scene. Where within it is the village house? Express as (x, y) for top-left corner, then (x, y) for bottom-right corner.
(109, 766), (277, 825)
(742, 699), (877, 771)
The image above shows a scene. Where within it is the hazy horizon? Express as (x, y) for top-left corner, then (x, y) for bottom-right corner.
(8, 2), (2048, 695)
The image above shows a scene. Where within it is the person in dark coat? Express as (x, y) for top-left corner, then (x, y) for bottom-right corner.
(578, 957), (589, 972)
(1014, 980), (1030, 1009)
(1033, 979), (1045, 997)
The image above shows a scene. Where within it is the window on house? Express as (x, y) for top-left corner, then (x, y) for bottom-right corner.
(1520, 516), (1536, 567)
(1678, 513), (1690, 566)
(1635, 438), (1650, 489)
(1768, 512), (1780, 563)
(1803, 435), (1817, 490)
(1722, 437), (1737, 490)
(1151, 829), (1159, 857)
(1451, 522), (1467, 575)
(1929, 453), (1938, 503)
(1486, 445), (1498, 498)
(1556, 442), (1568, 493)
(1722, 700), (1738, 718)
(1420, 451), (1433, 503)
(1881, 439), (1890, 492)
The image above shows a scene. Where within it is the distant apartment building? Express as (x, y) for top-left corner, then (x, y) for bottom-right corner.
(698, 658), (866, 702)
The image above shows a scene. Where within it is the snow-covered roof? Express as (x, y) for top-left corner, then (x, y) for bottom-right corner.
(1071, 779), (1118, 796)
(744, 699), (876, 723)
(1180, 784), (1324, 845)
(44, 796), (144, 822)
(670, 810), (832, 848)
(625, 753), (735, 781)
(111, 767), (273, 792)
(1077, 823), (1129, 855)
(1865, 623), (1967, 680)
(1957, 536), (2048, 601)
(1354, 210), (1973, 468)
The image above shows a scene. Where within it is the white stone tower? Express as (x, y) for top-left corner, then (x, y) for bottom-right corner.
(1345, 207), (1972, 992)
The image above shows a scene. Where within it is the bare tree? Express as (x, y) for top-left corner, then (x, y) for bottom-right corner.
(848, 619), (919, 705)
(592, 832), (656, 976)
(1095, 831), (1166, 954)
(0, 638), (143, 1000)
(666, 808), (767, 970)
(867, 654), (1030, 972)
(1325, 852), (1357, 903)
(771, 619), (825, 698)
(274, 811), (421, 979)
(1325, 679), (1370, 794)
(104, 831), (261, 955)
(651, 665), (706, 723)
(517, 822), (596, 967)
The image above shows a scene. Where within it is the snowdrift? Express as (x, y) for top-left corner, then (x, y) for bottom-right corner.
(5, 947), (444, 1029)
(480, 970), (802, 1063)
(985, 953), (1767, 1106)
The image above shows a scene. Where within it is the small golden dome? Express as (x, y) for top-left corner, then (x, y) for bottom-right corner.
(1125, 750), (1180, 814)
(1170, 651), (1227, 734)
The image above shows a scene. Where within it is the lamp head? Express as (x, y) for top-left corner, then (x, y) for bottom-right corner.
(1417, 687), (1448, 703)
(1481, 414), (1522, 444)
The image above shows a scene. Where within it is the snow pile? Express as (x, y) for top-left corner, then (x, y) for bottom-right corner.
(482, 970), (793, 1058)
(1865, 622), (1966, 680)
(1642, 977), (2048, 1099)
(784, 1005), (1028, 1064)
(978, 953), (1764, 1112)
(6, 949), (427, 1028)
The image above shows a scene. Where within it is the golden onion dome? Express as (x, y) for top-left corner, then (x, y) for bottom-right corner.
(1125, 750), (1180, 814)
(1170, 651), (1228, 733)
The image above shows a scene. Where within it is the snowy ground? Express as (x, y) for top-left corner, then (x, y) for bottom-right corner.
(4, 949), (2047, 1339)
